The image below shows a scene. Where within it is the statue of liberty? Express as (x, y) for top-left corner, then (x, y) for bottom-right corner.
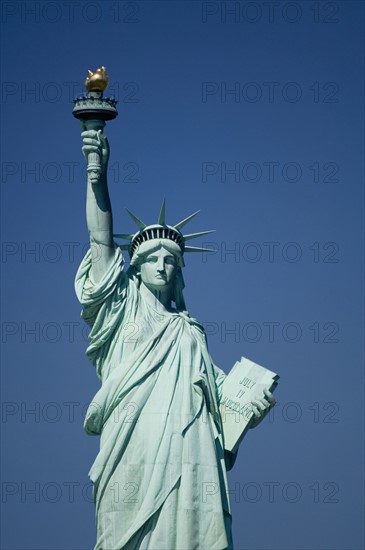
(74, 69), (275, 550)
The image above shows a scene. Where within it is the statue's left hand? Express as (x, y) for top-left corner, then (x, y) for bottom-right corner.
(249, 388), (276, 429)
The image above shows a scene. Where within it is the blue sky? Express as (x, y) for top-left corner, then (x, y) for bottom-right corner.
(1, 1), (364, 549)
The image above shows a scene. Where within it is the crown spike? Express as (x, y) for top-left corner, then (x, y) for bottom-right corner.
(126, 209), (146, 229)
(184, 245), (217, 253)
(113, 233), (134, 240)
(183, 230), (216, 241)
(157, 199), (166, 225)
(174, 210), (201, 231)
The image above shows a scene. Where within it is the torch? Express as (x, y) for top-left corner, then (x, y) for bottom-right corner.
(72, 67), (118, 184)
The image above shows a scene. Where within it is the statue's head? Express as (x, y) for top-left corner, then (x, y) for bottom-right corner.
(129, 239), (185, 309)
(115, 201), (215, 310)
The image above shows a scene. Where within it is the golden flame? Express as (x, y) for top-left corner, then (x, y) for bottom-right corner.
(85, 66), (110, 92)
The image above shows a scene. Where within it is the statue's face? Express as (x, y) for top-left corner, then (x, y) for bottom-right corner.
(139, 247), (177, 290)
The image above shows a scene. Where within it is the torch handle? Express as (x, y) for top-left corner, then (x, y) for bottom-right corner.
(82, 119), (106, 184)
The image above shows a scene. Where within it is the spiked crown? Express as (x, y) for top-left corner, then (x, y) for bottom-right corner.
(114, 200), (215, 261)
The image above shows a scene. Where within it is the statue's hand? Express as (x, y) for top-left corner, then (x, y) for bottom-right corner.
(248, 388), (276, 429)
(81, 129), (110, 171)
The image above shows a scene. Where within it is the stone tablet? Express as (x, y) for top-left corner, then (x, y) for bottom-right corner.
(220, 356), (279, 453)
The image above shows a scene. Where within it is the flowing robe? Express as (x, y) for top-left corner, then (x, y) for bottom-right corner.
(75, 246), (235, 550)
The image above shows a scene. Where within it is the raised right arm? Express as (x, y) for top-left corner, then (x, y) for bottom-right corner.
(82, 130), (115, 283)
